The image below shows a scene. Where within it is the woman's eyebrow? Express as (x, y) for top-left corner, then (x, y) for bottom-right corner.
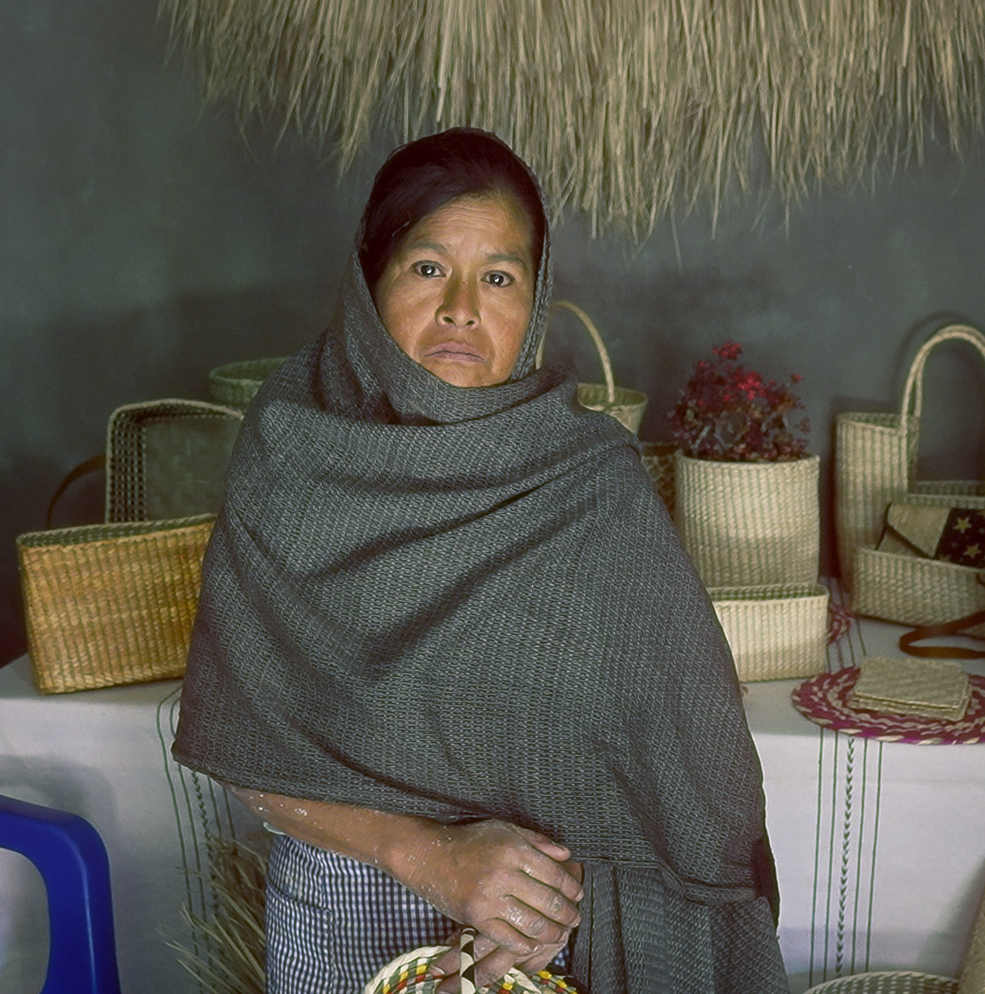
(486, 251), (529, 270)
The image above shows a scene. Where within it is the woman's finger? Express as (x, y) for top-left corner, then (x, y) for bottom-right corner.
(514, 826), (572, 863)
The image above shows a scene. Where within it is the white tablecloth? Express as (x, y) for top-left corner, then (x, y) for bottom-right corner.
(753, 612), (985, 992)
(2, 612), (984, 992)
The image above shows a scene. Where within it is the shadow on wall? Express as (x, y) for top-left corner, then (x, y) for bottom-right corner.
(1, 287), (328, 665)
(550, 261), (777, 443)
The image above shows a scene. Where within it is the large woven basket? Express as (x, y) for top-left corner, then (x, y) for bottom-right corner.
(105, 399), (243, 522)
(835, 323), (985, 591)
(709, 582), (829, 682)
(208, 357), (288, 410)
(538, 300), (648, 434)
(675, 451), (821, 587)
(16, 515), (214, 693)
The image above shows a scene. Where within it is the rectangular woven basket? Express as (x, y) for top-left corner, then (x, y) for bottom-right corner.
(853, 546), (985, 639)
(105, 399), (243, 522)
(16, 515), (214, 694)
(709, 583), (830, 682)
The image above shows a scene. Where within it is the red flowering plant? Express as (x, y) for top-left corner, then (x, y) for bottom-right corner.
(667, 341), (810, 461)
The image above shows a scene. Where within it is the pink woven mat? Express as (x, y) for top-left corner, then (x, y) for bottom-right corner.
(792, 668), (985, 744)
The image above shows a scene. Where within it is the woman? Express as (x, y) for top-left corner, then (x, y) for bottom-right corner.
(174, 128), (789, 994)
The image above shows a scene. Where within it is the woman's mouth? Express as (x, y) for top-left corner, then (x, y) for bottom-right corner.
(425, 344), (484, 363)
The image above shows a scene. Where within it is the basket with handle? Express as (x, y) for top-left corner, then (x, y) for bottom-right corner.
(362, 927), (578, 994)
(836, 323), (985, 630)
(836, 323), (985, 591)
(538, 300), (648, 434)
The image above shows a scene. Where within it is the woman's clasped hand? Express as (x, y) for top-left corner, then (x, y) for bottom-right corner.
(402, 821), (582, 990)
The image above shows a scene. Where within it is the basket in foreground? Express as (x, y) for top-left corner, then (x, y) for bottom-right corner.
(17, 515), (214, 693)
(710, 583), (830, 682)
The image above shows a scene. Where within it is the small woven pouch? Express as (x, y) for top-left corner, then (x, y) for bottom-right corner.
(362, 928), (578, 994)
(849, 656), (972, 720)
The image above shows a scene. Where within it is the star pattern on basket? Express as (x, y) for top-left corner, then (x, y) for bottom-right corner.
(937, 508), (985, 567)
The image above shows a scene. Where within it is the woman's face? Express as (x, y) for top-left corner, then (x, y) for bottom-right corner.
(373, 192), (535, 388)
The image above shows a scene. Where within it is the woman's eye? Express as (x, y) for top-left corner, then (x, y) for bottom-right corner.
(413, 262), (442, 278)
(485, 271), (514, 287)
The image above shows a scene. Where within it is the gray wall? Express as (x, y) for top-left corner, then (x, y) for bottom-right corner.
(3, 0), (985, 664)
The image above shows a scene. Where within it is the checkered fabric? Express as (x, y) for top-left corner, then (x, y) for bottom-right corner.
(265, 835), (571, 994)
(265, 835), (455, 994)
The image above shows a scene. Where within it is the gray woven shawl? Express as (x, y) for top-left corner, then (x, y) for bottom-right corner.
(174, 235), (789, 993)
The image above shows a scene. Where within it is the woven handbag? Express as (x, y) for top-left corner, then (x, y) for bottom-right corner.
(835, 323), (985, 591)
(537, 300), (648, 434)
(105, 399), (243, 522)
(852, 497), (985, 637)
(709, 583), (830, 682)
(363, 928), (578, 994)
(16, 514), (214, 693)
(208, 357), (288, 410)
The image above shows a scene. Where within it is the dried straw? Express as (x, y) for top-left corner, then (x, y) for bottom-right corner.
(168, 837), (267, 994)
(160, 0), (985, 237)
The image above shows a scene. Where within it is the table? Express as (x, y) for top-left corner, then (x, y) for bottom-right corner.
(1, 615), (983, 993)
(753, 612), (985, 993)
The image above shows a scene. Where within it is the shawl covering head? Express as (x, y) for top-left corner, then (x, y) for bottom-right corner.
(174, 221), (788, 992)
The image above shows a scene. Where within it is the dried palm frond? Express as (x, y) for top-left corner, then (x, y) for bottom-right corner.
(168, 836), (267, 994)
(159, 0), (985, 237)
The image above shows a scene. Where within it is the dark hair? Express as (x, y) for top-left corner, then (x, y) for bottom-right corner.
(359, 128), (546, 292)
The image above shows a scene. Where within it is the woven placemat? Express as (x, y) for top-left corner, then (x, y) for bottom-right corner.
(849, 656), (971, 719)
(792, 668), (985, 744)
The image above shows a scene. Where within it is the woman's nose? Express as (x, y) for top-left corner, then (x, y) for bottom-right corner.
(438, 277), (478, 327)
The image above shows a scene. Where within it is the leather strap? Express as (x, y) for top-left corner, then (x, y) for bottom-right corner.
(45, 454), (106, 529)
(899, 607), (985, 658)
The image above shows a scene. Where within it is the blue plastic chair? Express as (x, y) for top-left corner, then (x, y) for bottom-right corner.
(0, 794), (122, 994)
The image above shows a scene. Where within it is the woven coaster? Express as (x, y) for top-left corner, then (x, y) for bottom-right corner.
(849, 656), (972, 720)
(792, 668), (985, 744)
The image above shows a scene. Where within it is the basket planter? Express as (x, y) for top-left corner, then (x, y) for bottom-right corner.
(674, 451), (820, 587)
(710, 583), (829, 682)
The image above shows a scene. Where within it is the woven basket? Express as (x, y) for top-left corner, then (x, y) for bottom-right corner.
(363, 929), (577, 994)
(675, 451), (820, 587)
(208, 358), (288, 410)
(538, 300), (648, 434)
(709, 582), (829, 682)
(836, 323), (985, 591)
(641, 441), (677, 515)
(803, 973), (958, 994)
(16, 515), (214, 694)
(853, 543), (985, 638)
(105, 399), (243, 522)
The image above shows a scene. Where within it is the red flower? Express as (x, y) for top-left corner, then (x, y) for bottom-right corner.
(667, 342), (809, 462)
